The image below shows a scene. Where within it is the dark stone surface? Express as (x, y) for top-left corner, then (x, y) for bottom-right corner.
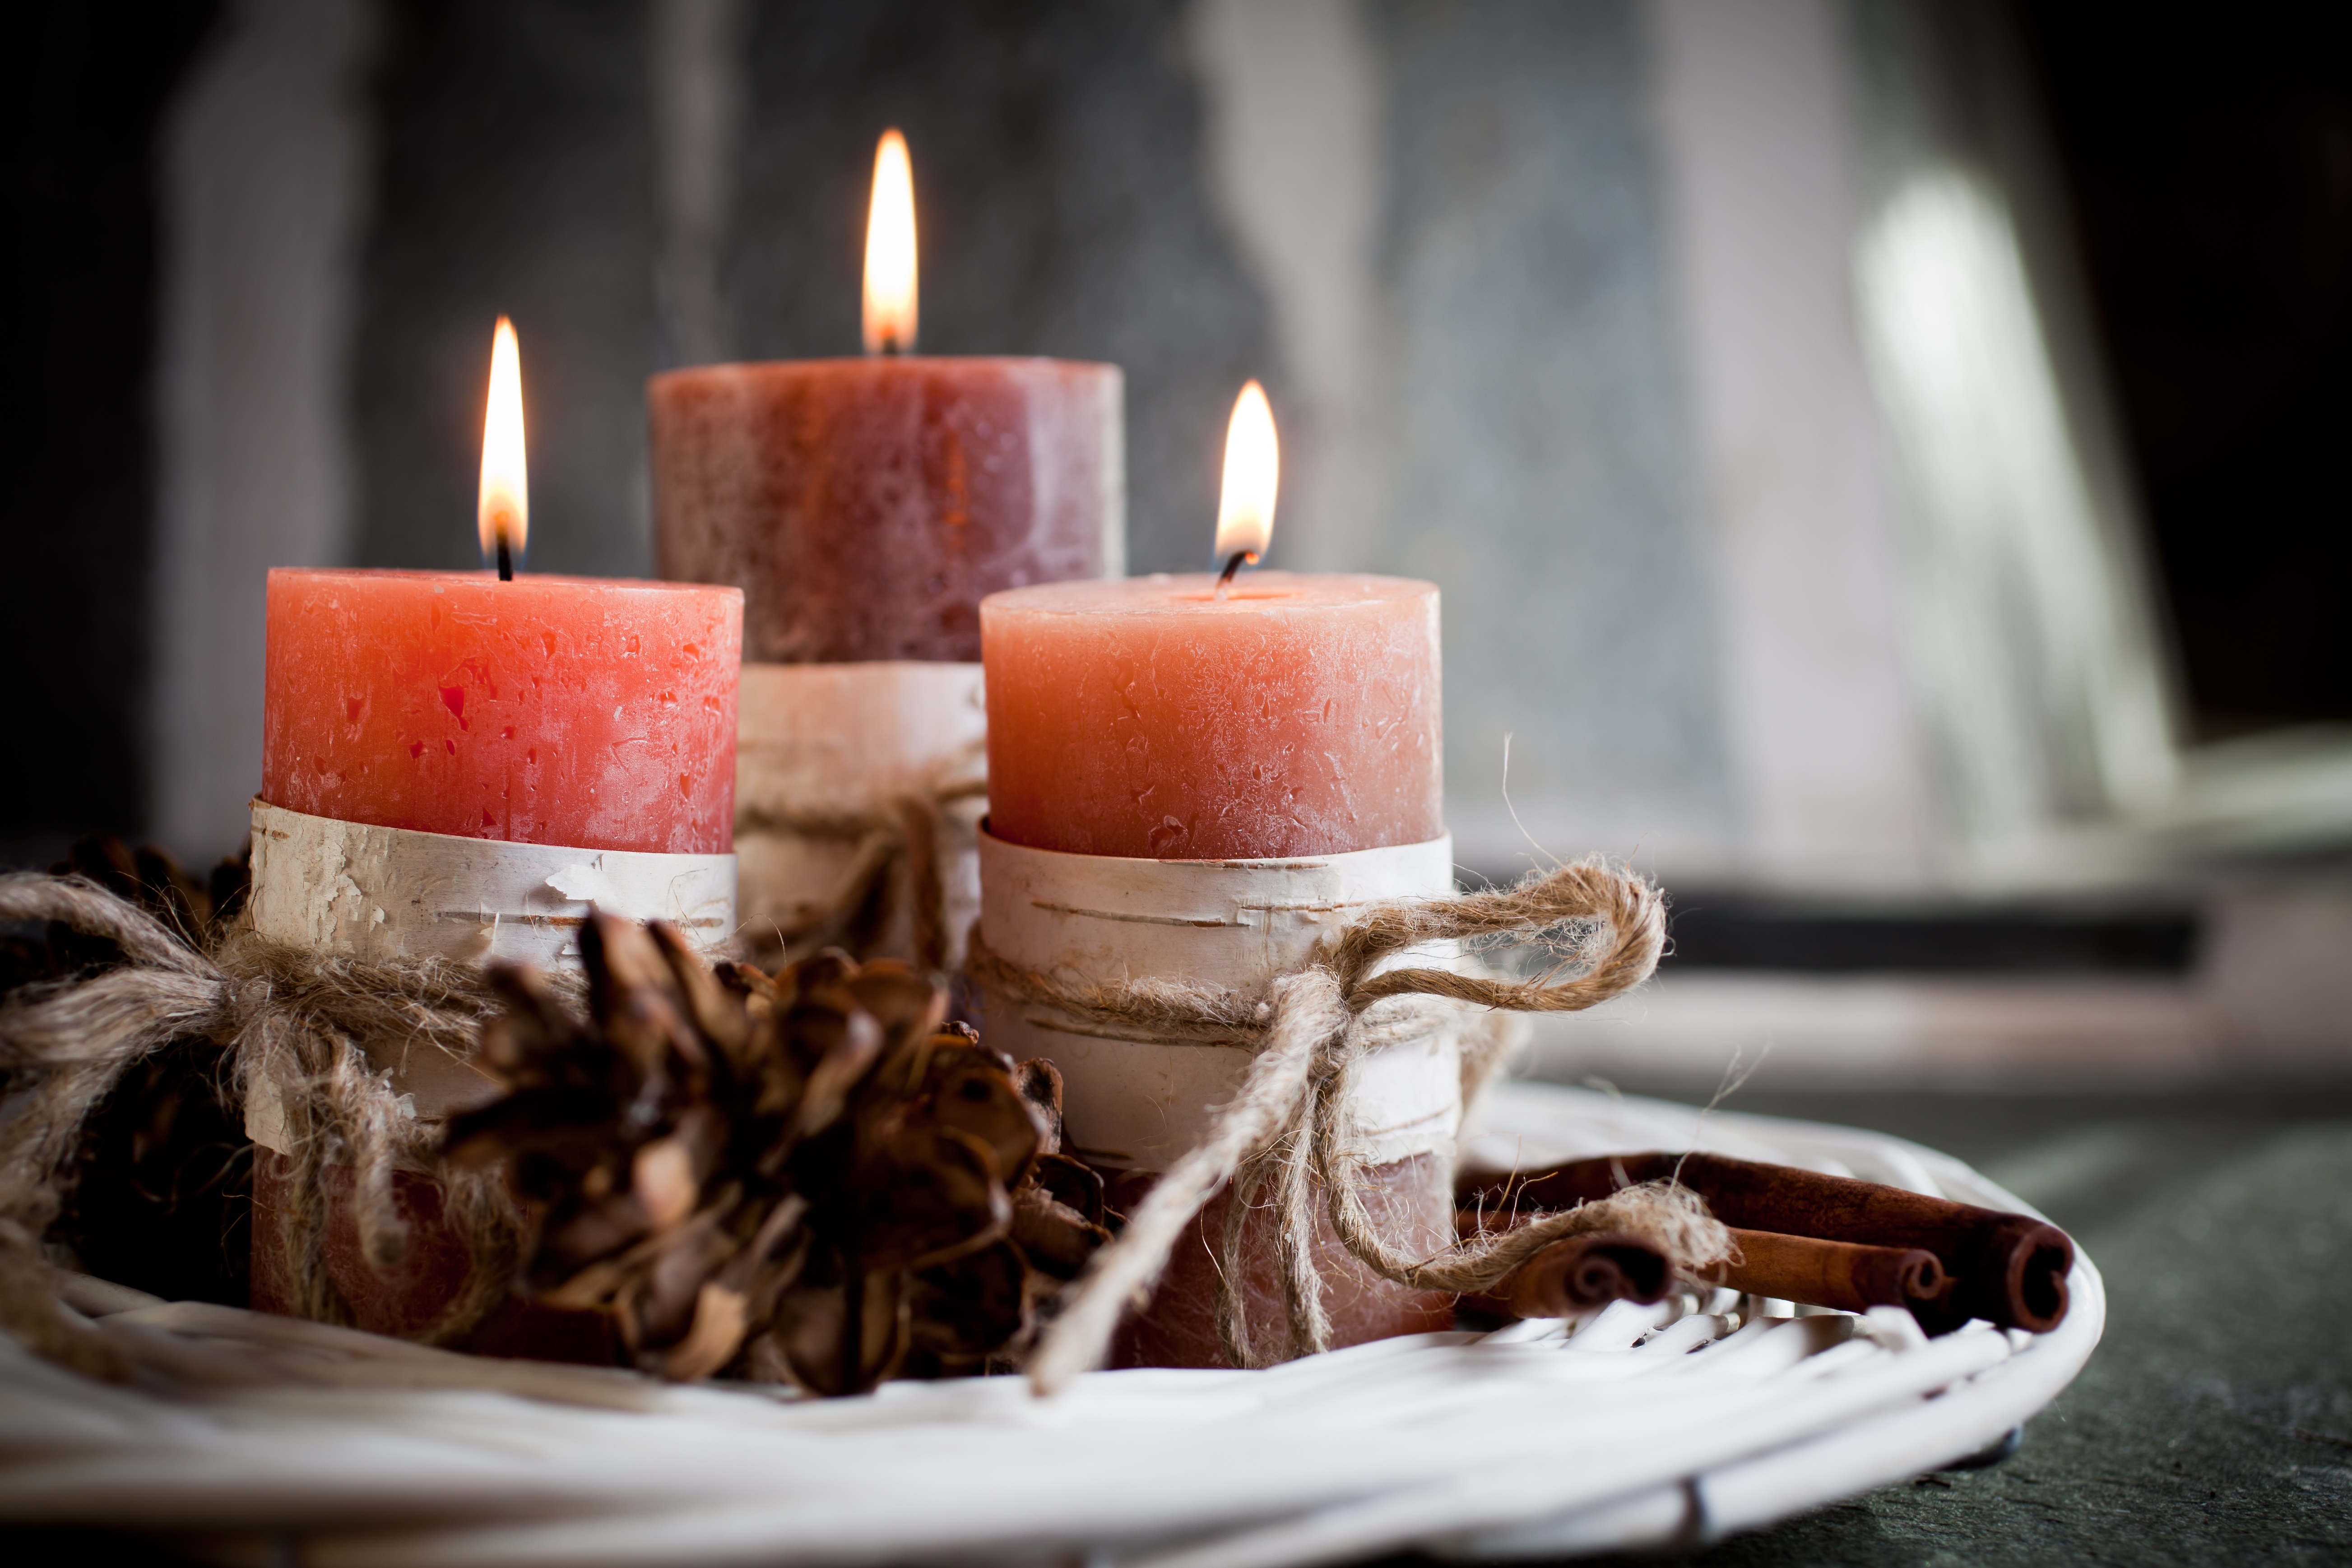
(0, 3), (219, 844)
(723, 0), (1276, 576)
(351, 0), (658, 578)
(1496, 1088), (2352, 1566)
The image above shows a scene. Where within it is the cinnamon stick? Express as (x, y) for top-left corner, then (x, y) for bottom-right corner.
(1716, 1227), (1948, 1317)
(1462, 1152), (2072, 1333)
(1453, 1227), (1672, 1319)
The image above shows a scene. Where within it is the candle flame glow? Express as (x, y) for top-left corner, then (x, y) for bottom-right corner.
(1214, 380), (1278, 566)
(863, 129), (919, 353)
(478, 316), (528, 563)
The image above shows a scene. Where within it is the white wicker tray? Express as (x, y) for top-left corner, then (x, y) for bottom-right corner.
(0, 1081), (2102, 1565)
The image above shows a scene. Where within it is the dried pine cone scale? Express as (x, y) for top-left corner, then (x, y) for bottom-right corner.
(444, 913), (1108, 1394)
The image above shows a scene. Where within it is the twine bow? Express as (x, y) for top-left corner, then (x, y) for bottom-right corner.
(968, 855), (1730, 1392)
(0, 874), (527, 1373)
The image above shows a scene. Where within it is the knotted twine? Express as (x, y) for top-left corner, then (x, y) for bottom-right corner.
(2, 856), (1730, 1396)
(967, 855), (1734, 1392)
(0, 872), (530, 1378)
(736, 776), (986, 970)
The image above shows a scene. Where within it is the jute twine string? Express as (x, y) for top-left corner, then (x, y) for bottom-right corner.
(0, 872), (533, 1374)
(736, 776), (986, 970)
(968, 855), (1734, 1392)
(0, 856), (1726, 1398)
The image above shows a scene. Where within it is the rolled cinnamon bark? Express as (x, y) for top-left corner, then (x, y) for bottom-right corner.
(1716, 1227), (1947, 1318)
(1454, 1227), (1672, 1319)
(1462, 1152), (2072, 1333)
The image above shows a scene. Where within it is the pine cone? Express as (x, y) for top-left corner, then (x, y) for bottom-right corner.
(443, 914), (1109, 1392)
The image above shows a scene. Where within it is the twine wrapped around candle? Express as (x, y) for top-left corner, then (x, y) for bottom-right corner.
(0, 872), (529, 1374)
(1, 854), (1732, 1400)
(965, 855), (1734, 1391)
(0, 865), (1098, 1394)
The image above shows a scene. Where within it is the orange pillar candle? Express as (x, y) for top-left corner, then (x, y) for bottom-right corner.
(977, 384), (1453, 1369)
(984, 380), (1437, 859)
(981, 571), (1440, 859)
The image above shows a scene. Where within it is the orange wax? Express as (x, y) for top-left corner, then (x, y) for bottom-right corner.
(980, 572), (1442, 859)
(262, 568), (743, 854)
(1105, 1158), (1458, 1369)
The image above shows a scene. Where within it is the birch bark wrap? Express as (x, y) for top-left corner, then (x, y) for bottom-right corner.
(973, 828), (1462, 1172)
(733, 661), (985, 964)
(246, 799), (737, 970)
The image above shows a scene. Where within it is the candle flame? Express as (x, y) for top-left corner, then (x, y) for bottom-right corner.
(863, 129), (919, 353)
(478, 316), (528, 563)
(1214, 380), (1278, 566)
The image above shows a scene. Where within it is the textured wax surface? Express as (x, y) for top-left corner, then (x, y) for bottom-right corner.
(262, 569), (742, 854)
(651, 357), (1120, 663)
(982, 573), (1442, 859)
(1105, 1154), (1455, 1369)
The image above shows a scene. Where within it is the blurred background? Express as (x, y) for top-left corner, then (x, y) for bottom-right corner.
(8, 0), (2349, 1089)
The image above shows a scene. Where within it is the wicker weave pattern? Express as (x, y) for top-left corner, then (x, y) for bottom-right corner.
(0, 1081), (2102, 1565)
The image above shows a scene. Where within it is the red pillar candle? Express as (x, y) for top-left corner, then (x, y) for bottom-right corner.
(264, 315), (744, 856)
(646, 130), (1117, 965)
(262, 568), (743, 854)
(649, 129), (1118, 661)
(248, 318), (745, 1353)
(650, 357), (1119, 662)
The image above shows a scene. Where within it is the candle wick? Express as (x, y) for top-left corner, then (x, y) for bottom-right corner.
(878, 334), (906, 357)
(496, 533), (514, 582)
(1213, 549), (1257, 601)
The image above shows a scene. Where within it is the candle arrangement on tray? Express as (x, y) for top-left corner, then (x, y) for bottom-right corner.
(0, 131), (2093, 1552)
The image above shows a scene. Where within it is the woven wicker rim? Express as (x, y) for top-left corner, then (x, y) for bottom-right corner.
(0, 1080), (2103, 1565)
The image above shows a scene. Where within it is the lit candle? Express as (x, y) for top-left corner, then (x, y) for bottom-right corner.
(975, 387), (1453, 1369)
(647, 130), (1120, 963)
(649, 128), (1119, 663)
(981, 382), (1442, 860)
(248, 318), (745, 1341)
(256, 318), (745, 960)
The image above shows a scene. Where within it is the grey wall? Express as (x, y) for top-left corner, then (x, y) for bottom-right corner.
(130, 0), (1947, 893)
(1647, 0), (1931, 887)
(135, 0), (1283, 860)
(1355, 0), (1737, 873)
(153, 0), (374, 862)
(351, 0), (660, 579)
(2, 4), (218, 863)
(134, 0), (1758, 873)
